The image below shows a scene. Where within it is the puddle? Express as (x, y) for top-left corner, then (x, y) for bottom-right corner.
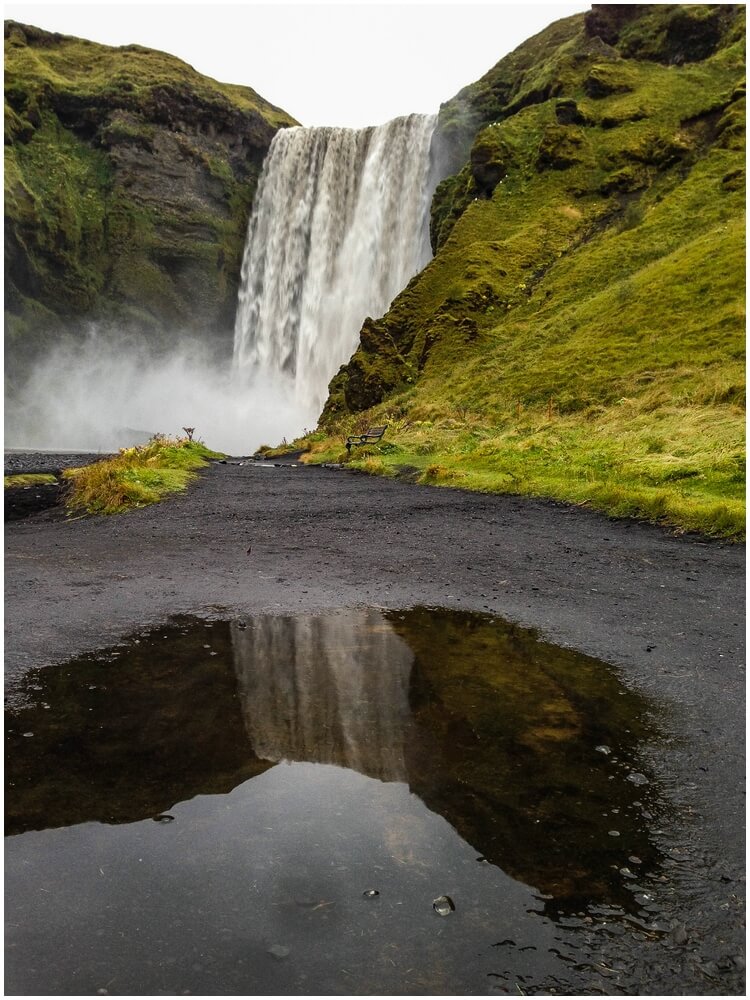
(6, 608), (671, 995)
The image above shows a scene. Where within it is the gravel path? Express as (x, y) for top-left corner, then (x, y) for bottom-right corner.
(4, 457), (746, 992)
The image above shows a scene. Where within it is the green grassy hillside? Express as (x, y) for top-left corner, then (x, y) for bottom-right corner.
(305, 4), (745, 538)
(5, 20), (298, 379)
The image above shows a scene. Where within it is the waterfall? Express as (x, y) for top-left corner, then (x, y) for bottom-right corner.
(233, 113), (437, 424)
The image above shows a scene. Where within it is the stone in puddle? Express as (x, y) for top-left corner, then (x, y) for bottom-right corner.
(627, 771), (649, 786)
(433, 895), (455, 916)
(268, 944), (290, 959)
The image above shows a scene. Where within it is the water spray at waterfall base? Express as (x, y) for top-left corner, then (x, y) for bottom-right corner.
(5, 114), (437, 455)
(4, 332), (311, 455)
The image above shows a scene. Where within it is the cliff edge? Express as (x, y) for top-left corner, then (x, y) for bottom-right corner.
(5, 20), (298, 379)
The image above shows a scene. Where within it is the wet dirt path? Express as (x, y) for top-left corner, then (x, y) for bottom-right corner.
(4, 460), (746, 993)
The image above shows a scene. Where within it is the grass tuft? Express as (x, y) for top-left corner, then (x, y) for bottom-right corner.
(4, 473), (58, 487)
(63, 435), (223, 514)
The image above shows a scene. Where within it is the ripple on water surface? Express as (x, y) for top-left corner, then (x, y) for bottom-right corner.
(6, 607), (673, 995)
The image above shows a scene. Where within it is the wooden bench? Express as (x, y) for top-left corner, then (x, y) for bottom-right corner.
(345, 425), (387, 454)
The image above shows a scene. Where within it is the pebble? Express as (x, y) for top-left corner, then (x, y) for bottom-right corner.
(626, 772), (649, 786)
(433, 895), (455, 916)
(670, 923), (688, 945)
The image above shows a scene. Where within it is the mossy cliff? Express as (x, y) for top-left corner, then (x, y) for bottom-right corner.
(5, 20), (297, 378)
(314, 4), (745, 538)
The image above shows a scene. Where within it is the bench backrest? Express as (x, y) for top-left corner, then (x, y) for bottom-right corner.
(366, 426), (386, 436)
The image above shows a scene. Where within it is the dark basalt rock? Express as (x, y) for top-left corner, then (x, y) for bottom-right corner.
(722, 167), (745, 191)
(662, 7), (726, 63)
(4, 21), (65, 47)
(470, 128), (513, 198)
(586, 4), (741, 67)
(555, 99), (588, 126)
(622, 5), (728, 65)
(584, 5), (646, 46)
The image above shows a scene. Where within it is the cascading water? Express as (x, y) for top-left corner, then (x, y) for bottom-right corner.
(233, 113), (437, 425)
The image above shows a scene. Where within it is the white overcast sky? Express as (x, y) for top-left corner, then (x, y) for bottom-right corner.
(5, 1), (592, 127)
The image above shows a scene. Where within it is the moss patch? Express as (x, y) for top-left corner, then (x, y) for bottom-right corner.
(4, 473), (58, 487)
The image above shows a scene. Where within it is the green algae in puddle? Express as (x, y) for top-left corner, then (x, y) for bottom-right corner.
(5, 608), (668, 996)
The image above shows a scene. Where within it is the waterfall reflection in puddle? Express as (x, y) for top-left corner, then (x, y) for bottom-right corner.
(232, 609), (413, 781)
(5, 608), (668, 996)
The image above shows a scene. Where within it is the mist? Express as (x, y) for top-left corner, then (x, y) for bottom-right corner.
(4, 330), (314, 456)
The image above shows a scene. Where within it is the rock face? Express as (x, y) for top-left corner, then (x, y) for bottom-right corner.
(4, 21), (298, 380)
(321, 3), (745, 422)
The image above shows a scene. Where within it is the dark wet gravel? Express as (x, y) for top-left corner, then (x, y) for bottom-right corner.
(4, 450), (110, 476)
(5, 482), (64, 522)
(4, 455), (745, 995)
(4, 451), (109, 522)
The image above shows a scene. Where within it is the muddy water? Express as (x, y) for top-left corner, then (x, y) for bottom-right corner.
(6, 608), (672, 995)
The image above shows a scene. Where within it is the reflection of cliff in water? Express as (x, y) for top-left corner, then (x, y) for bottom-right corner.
(5, 620), (271, 834)
(389, 608), (663, 914)
(231, 610), (414, 782)
(6, 608), (665, 915)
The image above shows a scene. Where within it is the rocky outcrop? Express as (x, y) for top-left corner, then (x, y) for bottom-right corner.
(584, 3), (742, 64)
(4, 21), (298, 379)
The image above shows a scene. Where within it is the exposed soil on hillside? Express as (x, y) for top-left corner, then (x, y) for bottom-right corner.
(4, 457), (745, 995)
